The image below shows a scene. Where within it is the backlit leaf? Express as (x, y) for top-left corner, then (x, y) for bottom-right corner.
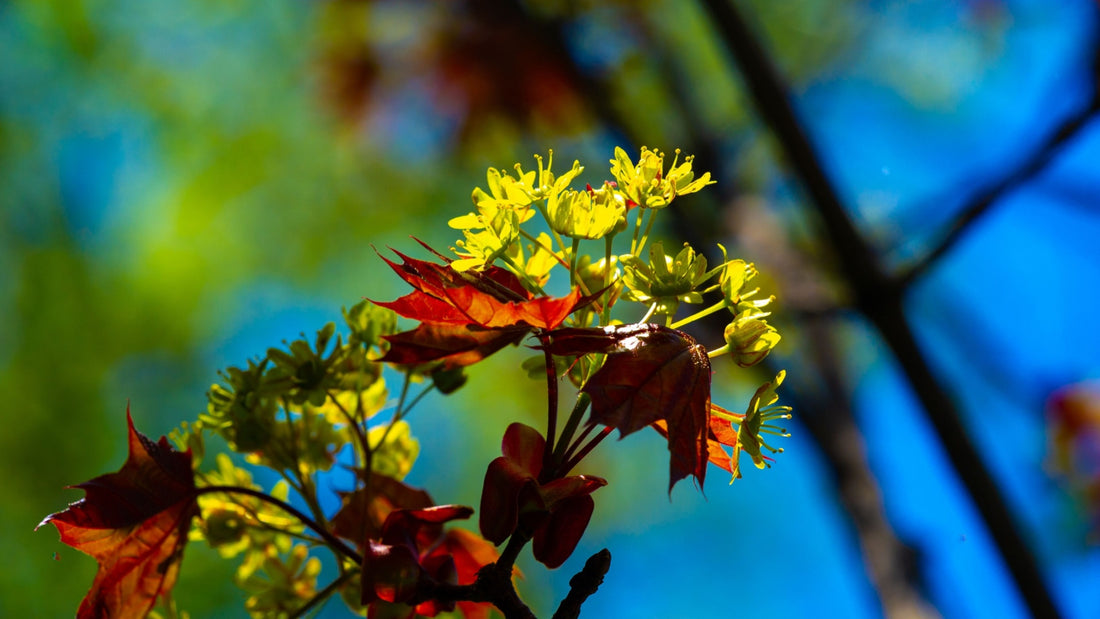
(379, 323), (530, 370)
(574, 324), (712, 492)
(38, 406), (199, 619)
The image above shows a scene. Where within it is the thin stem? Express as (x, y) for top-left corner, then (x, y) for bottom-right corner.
(599, 236), (615, 325)
(327, 389), (371, 473)
(197, 485), (362, 564)
(562, 420), (599, 465)
(562, 426), (614, 475)
(289, 568), (358, 619)
(635, 207), (658, 256)
(550, 394), (591, 476)
(639, 302), (659, 324)
(669, 299), (729, 330)
(707, 344), (730, 359)
(373, 380), (436, 456)
(630, 206), (645, 254)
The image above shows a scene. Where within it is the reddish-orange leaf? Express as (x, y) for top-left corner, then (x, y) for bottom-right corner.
(378, 247), (591, 331)
(374, 290), (470, 325)
(432, 529), (500, 619)
(379, 323), (530, 370)
(579, 324), (712, 492)
(653, 404), (739, 476)
(38, 406), (198, 619)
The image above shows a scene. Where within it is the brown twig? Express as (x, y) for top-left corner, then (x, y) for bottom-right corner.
(898, 93), (1100, 287)
(552, 549), (612, 619)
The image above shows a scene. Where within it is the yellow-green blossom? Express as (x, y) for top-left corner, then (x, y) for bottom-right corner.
(732, 370), (791, 478)
(609, 146), (714, 208)
(620, 242), (710, 315)
(448, 201), (532, 271)
(547, 183), (626, 240)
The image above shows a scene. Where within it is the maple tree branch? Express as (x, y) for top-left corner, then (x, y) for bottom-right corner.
(899, 91), (1100, 287)
(697, 0), (1062, 616)
(552, 548), (612, 619)
(196, 485), (363, 565)
(290, 568), (357, 619)
(419, 532), (536, 619)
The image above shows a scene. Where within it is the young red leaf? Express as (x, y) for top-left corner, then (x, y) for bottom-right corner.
(479, 423), (606, 567)
(38, 406), (199, 619)
(378, 246), (595, 330)
(379, 323), (530, 370)
(361, 504), (480, 609)
(578, 324), (712, 492)
(374, 290), (470, 325)
(531, 494), (594, 569)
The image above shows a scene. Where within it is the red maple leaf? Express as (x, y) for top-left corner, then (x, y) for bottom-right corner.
(332, 472), (499, 618)
(375, 246), (597, 369)
(540, 324), (713, 492)
(379, 323), (531, 370)
(331, 472), (434, 550)
(38, 406), (199, 619)
(653, 404), (740, 477)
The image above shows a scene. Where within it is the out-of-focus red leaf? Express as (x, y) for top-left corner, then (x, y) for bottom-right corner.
(578, 324), (712, 492)
(37, 407), (198, 619)
(379, 323), (530, 370)
(363, 541), (424, 604)
(432, 529), (500, 619)
(501, 421), (545, 475)
(332, 473), (433, 550)
(361, 504), (481, 610)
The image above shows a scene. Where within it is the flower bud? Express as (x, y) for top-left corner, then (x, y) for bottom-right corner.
(724, 315), (781, 367)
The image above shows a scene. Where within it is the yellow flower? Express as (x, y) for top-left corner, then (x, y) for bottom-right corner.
(733, 371), (791, 476)
(609, 146), (714, 208)
(620, 242), (710, 315)
(547, 183), (626, 240)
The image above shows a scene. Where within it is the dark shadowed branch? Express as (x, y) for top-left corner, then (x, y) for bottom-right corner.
(899, 93), (1100, 287)
(697, 0), (1064, 616)
(552, 549), (612, 619)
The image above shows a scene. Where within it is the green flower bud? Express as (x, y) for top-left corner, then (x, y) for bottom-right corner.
(723, 313), (781, 367)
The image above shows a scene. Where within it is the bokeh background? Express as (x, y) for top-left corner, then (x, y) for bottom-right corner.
(4, 0), (1100, 617)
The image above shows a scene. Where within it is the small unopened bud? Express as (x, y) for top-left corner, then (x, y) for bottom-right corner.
(724, 316), (781, 367)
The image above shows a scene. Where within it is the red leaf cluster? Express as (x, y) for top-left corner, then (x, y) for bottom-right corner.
(540, 324), (714, 492)
(333, 473), (498, 618)
(375, 246), (592, 369)
(480, 423), (606, 568)
(38, 407), (199, 619)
